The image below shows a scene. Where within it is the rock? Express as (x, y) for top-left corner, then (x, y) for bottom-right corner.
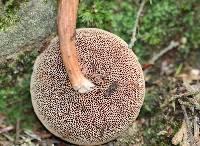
(0, 0), (57, 64)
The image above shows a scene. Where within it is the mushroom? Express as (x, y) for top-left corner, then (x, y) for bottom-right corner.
(30, 28), (145, 145)
(58, 0), (95, 93)
(31, 0), (145, 145)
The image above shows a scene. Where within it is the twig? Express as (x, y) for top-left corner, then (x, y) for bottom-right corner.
(15, 119), (20, 144)
(129, 0), (146, 49)
(149, 41), (180, 64)
(179, 102), (197, 146)
(171, 89), (200, 101)
(0, 126), (14, 134)
(161, 88), (200, 108)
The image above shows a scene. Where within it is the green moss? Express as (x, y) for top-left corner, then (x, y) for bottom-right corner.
(0, 0), (29, 30)
(0, 51), (39, 129)
(78, 0), (200, 61)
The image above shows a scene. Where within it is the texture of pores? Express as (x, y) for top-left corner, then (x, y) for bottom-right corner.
(31, 28), (145, 145)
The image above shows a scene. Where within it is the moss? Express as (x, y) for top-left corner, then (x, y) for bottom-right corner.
(77, 0), (200, 62)
(0, 0), (57, 62)
(0, 0), (28, 31)
(0, 50), (39, 129)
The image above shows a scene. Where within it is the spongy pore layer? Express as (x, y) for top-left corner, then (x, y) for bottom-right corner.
(31, 28), (145, 145)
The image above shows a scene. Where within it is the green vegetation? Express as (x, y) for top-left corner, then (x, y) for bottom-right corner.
(78, 0), (200, 61)
(0, 51), (39, 129)
(0, 0), (28, 30)
(0, 0), (200, 145)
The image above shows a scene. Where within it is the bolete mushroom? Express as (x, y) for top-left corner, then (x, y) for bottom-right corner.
(58, 0), (95, 93)
(31, 28), (145, 145)
(31, 0), (145, 145)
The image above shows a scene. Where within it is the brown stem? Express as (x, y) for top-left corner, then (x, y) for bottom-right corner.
(58, 0), (95, 93)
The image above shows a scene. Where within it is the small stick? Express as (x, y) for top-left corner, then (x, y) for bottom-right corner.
(149, 41), (179, 64)
(0, 126), (14, 134)
(161, 88), (200, 108)
(129, 0), (146, 49)
(171, 89), (200, 101)
(179, 102), (197, 146)
(15, 119), (20, 144)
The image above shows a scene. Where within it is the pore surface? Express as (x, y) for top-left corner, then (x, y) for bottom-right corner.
(31, 28), (145, 145)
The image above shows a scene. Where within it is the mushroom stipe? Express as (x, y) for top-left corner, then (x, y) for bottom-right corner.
(31, 28), (145, 145)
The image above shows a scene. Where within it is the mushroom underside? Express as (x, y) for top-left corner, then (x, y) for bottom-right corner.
(31, 28), (145, 145)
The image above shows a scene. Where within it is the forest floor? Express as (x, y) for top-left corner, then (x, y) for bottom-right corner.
(1, 37), (200, 146)
(0, 0), (200, 146)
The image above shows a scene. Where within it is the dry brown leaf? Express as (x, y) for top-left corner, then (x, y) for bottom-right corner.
(172, 120), (188, 145)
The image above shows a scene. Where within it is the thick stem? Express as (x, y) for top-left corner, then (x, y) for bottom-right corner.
(58, 0), (95, 93)
(58, 0), (80, 80)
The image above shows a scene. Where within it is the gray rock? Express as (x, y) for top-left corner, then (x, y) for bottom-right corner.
(0, 0), (57, 63)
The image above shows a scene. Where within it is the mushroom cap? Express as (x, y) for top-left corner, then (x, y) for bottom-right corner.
(31, 28), (145, 145)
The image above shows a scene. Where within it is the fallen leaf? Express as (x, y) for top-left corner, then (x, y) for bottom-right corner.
(172, 120), (187, 145)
